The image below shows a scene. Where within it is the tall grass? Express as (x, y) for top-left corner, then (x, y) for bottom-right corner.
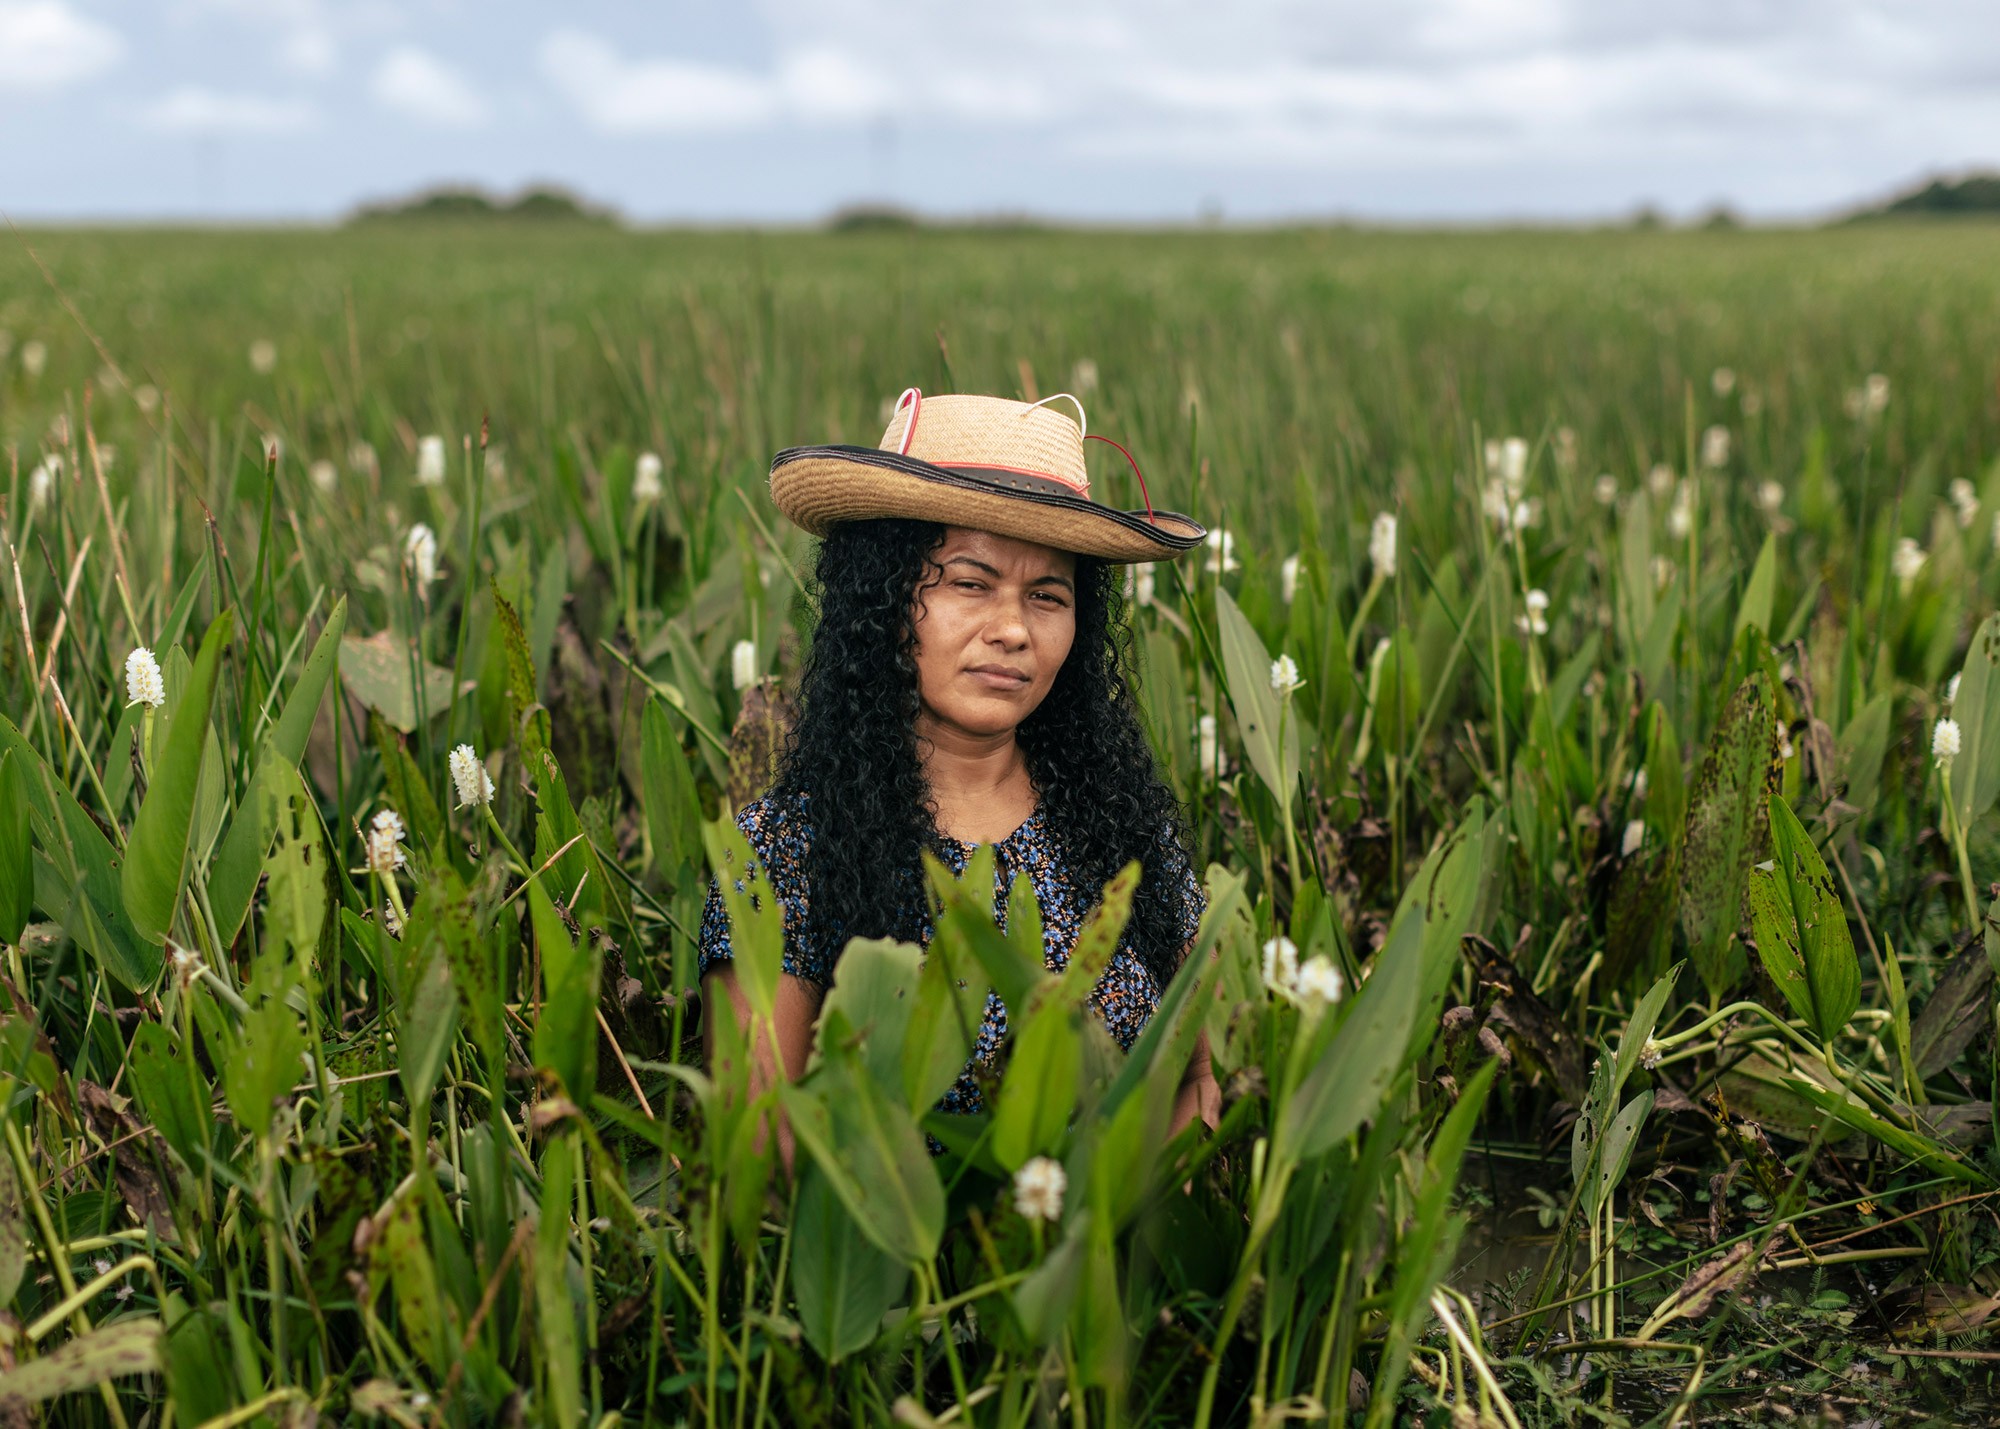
(3, 221), (2000, 1424)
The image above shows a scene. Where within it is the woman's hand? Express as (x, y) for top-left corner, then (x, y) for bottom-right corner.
(1168, 1027), (1222, 1138)
(701, 965), (824, 1176)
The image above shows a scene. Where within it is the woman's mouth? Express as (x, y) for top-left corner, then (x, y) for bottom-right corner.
(965, 664), (1032, 691)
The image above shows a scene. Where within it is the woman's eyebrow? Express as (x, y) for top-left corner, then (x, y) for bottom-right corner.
(942, 555), (1073, 592)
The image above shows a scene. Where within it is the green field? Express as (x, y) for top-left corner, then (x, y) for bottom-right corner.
(4, 222), (2000, 1426)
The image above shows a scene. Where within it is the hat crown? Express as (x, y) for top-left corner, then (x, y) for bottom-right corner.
(879, 393), (1089, 497)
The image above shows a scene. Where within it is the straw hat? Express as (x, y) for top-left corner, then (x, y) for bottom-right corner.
(769, 389), (1205, 563)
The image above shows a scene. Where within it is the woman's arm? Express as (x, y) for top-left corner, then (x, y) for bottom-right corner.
(1168, 1026), (1222, 1136)
(702, 964), (824, 1172)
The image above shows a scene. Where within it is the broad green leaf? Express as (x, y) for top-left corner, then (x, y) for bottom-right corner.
(1678, 676), (1775, 1001)
(702, 814), (785, 1025)
(1747, 794), (1860, 1044)
(260, 765), (326, 959)
(791, 1163), (906, 1363)
(927, 847), (1046, 1019)
(209, 599), (346, 945)
(533, 1134), (586, 1429)
(1613, 966), (1681, 1101)
(1281, 905), (1422, 1160)
(0, 751), (30, 943)
(222, 953), (306, 1140)
(814, 936), (922, 1097)
(1101, 866), (1246, 1123)
(1638, 585), (1681, 698)
(339, 629), (460, 733)
(1214, 586), (1299, 802)
(371, 712), (443, 855)
(0, 1143), (24, 1305)
(1836, 692), (1892, 820)
(1732, 532), (1778, 640)
(529, 873), (597, 1102)
(1781, 1076), (1989, 1184)
(1618, 490), (1655, 643)
(1386, 804), (1487, 1059)
(128, 1020), (210, 1174)
(1585, 1090), (1654, 1216)
(395, 881), (467, 1111)
(378, 1192), (450, 1372)
(1012, 1212), (1089, 1343)
(783, 1008), (944, 1264)
(990, 1001), (1082, 1171)
(1908, 940), (1990, 1078)
(490, 583), (551, 762)
(1951, 614), (2000, 831)
(0, 1320), (162, 1410)
(1053, 861), (1139, 1010)
(124, 608), (234, 948)
(901, 923), (993, 1115)
(640, 697), (703, 875)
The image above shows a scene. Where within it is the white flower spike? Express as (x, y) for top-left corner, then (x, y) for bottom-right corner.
(1516, 589), (1550, 637)
(1270, 654), (1303, 695)
(125, 647), (165, 708)
(449, 745), (494, 809)
(1934, 717), (1961, 767)
(1261, 935), (1300, 995)
(1891, 537), (1926, 588)
(1368, 513), (1397, 580)
(416, 433), (448, 486)
(731, 639), (758, 691)
(633, 452), (664, 504)
(365, 809), (407, 875)
(1013, 1157), (1066, 1223)
(404, 523), (439, 587)
(1196, 715), (1221, 779)
(1295, 955), (1343, 1005)
(1203, 528), (1239, 575)
(1280, 553), (1299, 604)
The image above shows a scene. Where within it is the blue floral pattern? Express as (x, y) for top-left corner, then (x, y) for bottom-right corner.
(698, 792), (1203, 1113)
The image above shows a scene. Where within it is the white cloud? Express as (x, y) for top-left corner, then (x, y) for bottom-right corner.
(144, 86), (315, 134)
(0, 1), (122, 93)
(279, 26), (336, 77)
(372, 45), (488, 129)
(540, 29), (778, 132)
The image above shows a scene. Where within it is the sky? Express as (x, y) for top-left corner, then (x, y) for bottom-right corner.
(0, 0), (1996, 224)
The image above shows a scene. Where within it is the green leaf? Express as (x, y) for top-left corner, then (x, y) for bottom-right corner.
(701, 813), (785, 1025)
(1747, 795), (1860, 1044)
(208, 599), (346, 946)
(0, 1141), (25, 1305)
(123, 609), (234, 948)
(1614, 966), (1681, 1102)
(783, 1008), (944, 1264)
(1585, 1090), (1654, 1216)
(928, 847), (1047, 1019)
(990, 1001), (1082, 1171)
(1638, 586), (1682, 698)
(1679, 676), (1775, 1002)
(1053, 860), (1139, 1010)
(1835, 692), (1892, 820)
(0, 1320), (162, 1411)
(370, 712), (444, 855)
(260, 765), (327, 958)
(640, 697), (702, 875)
(1214, 586), (1298, 801)
(1386, 804), (1487, 1060)
(528, 872), (597, 1103)
(222, 956), (306, 1140)
(1732, 532), (1778, 640)
(901, 923), (993, 1115)
(533, 1133), (586, 1429)
(127, 1020), (210, 1175)
(0, 751), (31, 944)
(1951, 614), (2000, 831)
(395, 880), (467, 1111)
(1281, 904), (1422, 1160)
(339, 629), (460, 734)
(791, 1162), (906, 1363)
(1781, 1076), (1989, 1184)
(814, 936), (922, 1098)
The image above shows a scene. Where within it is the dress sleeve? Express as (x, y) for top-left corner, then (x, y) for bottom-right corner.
(695, 795), (830, 987)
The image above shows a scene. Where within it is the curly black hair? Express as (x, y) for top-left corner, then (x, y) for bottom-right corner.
(769, 518), (1194, 988)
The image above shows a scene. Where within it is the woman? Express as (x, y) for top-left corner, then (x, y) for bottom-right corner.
(699, 388), (1218, 1142)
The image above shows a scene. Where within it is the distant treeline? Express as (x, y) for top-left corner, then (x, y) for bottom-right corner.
(1851, 173), (2000, 220)
(348, 186), (616, 225)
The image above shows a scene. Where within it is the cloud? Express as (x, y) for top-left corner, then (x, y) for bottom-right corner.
(540, 29), (779, 132)
(0, 1), (122, 93)
(144, 86), (315, 134)
(372, 45), (488, 128)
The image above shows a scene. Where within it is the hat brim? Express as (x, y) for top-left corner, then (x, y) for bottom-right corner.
(770, 445), (1205, 564)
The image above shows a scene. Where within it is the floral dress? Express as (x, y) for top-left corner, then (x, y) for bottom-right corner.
(697, 791), (1204, 1114)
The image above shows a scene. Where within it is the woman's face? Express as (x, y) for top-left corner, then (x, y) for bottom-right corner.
(911, 527), (1078, 742)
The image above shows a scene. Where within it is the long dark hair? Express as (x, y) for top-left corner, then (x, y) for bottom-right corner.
(770, 518), (1193, 987)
